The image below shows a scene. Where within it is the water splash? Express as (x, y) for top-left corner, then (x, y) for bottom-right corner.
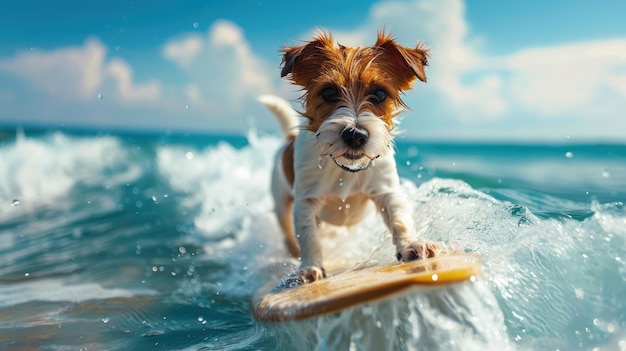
(268, 281), (514, 351)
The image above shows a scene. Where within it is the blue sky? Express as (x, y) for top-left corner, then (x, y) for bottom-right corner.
(1, 0), (625, 142)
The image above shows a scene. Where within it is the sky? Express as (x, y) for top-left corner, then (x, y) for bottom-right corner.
(1, 0), (625, 142)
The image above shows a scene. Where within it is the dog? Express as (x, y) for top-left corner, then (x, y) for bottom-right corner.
(260, 31), (447, 285)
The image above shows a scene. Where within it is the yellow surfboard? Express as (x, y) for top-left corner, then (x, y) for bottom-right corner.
(252, 254), (482, 322)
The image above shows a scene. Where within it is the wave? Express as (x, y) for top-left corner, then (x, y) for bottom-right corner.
(0, 131), (141, 214)
(153, 132), (625, 350)
(0, 129), (624, 350)
(0, 278), (156, 307)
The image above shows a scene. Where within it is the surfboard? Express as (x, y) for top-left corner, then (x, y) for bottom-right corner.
(252, 254), (482, 322)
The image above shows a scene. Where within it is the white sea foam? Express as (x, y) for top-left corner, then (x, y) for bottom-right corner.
(157, 132), (279, 237)
(157, 132), (626, 350)
(0, 132), (140, 214)
(157, 132), (293, 298)
(0, 278), (157, 307)
(1, 131), (623, 349)
(270, 281), (514, 351)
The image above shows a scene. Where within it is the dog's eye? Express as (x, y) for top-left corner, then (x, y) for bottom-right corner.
(321, 87), (340, 102)
(368, 88), (387, 104)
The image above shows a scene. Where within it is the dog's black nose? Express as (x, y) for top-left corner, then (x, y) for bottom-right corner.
(341, 127), (368, 149)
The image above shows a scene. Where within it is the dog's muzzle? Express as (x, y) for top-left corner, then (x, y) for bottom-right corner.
(329, 154), (379, 173)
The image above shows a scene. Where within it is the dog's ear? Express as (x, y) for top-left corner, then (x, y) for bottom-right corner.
(281, 32), (334, 86)
(280, 45), (304, 78)
(374, 31), (429, 88)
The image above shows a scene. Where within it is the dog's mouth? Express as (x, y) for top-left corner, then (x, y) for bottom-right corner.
(328, 153), (379, 173)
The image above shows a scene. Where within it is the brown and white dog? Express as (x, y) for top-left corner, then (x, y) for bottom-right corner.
(260, 31), (447, 285)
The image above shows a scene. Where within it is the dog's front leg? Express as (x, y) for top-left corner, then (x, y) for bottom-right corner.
(292, 197), (326, 283)
(372, 192), (448, 261)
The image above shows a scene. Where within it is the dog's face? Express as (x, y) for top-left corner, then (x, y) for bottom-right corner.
(281, 31), (428, 172)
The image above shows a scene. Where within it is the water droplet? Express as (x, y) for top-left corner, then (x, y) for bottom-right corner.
(151, 195), (158, 202)
(338, 178), (344, 187)
(242, 265), (248, 271)
(345, 203), (351, 209)
(602, 169), (611, 178)
(405, 160), (411, 166)
(318, 157), (323, 170)
(102, 317), (110, 324)
(178, 246), (187, 254)
(185, 104), (190, 109)
(192, 22), (199, 28)
(565, 151), (573, 158)
(97, 93), (103, 100)
(185, 152), (194, 160)
(11, 199), (20, 207)
(73, 228), (83, 238)
(197, 316), (204, 322)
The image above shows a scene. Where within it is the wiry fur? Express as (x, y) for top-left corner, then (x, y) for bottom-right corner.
(263, 31), (447, 285)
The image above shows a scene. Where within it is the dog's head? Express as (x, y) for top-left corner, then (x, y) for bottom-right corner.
(281, 31), (428, 172)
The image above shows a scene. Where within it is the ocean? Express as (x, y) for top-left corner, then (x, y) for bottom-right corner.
(0, 127), (624, 351)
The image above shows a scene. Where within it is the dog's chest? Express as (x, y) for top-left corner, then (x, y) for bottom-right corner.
(296, 156), (372, 199)
(318, 193), (371, 227)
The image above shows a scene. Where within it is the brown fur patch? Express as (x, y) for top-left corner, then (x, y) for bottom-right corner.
(282, 136), (296, 187)
(280, 31), (428, 132)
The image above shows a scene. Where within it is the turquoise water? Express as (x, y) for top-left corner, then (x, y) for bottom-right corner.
(0, 127), (624, 350)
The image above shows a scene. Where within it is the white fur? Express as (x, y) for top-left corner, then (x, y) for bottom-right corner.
(258, 95), (301, 136)
(262, 96), (420, 276)
(316, 107), (392, 171)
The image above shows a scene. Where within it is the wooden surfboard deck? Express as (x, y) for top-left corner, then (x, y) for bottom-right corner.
(252, 254), (482, 322)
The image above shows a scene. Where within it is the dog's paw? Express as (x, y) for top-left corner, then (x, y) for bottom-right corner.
(396, 240), (449, 262)
(298, 266), (326, 284)
(278, 266), (327, 289)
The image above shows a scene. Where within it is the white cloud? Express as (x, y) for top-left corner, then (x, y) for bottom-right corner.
(106, 58), (162, 103)
(505, 40), (626, 116)
(0, 38), (162, 105)
(0, 21), (281, 132)
(327, 0), (508, 119)
(326, 0), (626, 127)
(162, 36), (203, 67)
(0, 39), (105, 101)
(0, 0), (623, 141)
(162, 20), (278, 116)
